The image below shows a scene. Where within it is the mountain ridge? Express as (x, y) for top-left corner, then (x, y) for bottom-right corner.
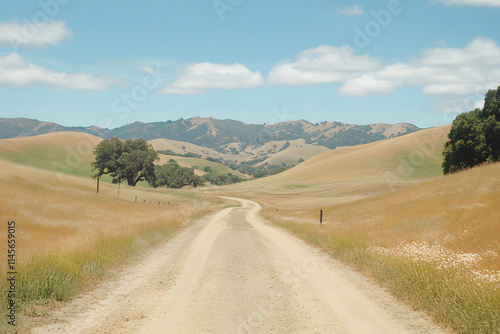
(0, 117), (419, 152)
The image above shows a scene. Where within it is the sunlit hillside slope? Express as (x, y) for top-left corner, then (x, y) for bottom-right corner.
(260, 161), (500, 334)
(221, 125), (451, 208)
(157, 154), (249, 178)
(0, 131), (102, 178)
(0, 159), (224, 331)
(149, 138), (225, 159)
(0, 132), (246, 182)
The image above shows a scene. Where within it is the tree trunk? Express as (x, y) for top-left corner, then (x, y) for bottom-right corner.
(127, 176), (136, 187)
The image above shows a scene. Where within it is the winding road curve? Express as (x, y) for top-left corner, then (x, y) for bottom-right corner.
(33, 197), (445, 334)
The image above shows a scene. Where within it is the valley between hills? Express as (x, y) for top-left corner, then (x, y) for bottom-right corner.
(0, 118), (498, 333)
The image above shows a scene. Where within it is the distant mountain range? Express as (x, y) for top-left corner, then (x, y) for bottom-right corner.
(0, 117), (419, 151)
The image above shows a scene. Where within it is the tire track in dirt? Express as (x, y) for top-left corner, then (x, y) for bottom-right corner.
(31, 197), (447, 334)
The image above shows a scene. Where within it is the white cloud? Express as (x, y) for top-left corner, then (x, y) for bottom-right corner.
(0, 53), (111, 91)
(336, 5), (365, 16)
(338, 37), (500, 97)
(339, 72), (400, 96)
(434, 0), (500, 7)
(268, 45), (381, 86)
(0, 19), (73, 47)
(160, 62), (263, 94)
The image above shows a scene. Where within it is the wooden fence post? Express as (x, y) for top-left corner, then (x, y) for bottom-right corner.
(320, 210), (323, 224)
(96, 178), (100, 194)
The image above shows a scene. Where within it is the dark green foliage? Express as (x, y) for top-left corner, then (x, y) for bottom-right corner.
(253, 164), (290, 179)
(319, 128), (385, 149)
(157, 149), (201, 158)
(280, 141), (291, 151)
(220, 157), (267, 176)
(154, 161), (203, 188)
(201, 163), (243, 185)
(202, 172), (243, 186)
(92, 138), (158, 186)
(443, 86), (500, 174)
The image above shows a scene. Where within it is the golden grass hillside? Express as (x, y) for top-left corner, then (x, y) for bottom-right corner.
(256, 143), (330, 167)
(149, 138), (225, 158)
(268, 162), (499, 256)
(0, 132), (246, 183)
(157, 154), (249, 178)
(221, 125), (451, 209)
(216, 124), (499, 333)
(0, 159), (225, 331)
(260, 162), (499, 334)
(0, 131), (102, 179)
(276, 124), (450, 183)
(150, 137), (330, 165)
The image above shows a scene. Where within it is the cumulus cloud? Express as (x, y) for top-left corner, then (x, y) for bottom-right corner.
(0, 19), (73, 47)
(338, 37), (500, 97)
(338, 71), (400, 96)
(336, 4), (365, 15)
(434, 0), (500, 7)
(160, 62), (263, 94)
(268, 45), (381, 86)
(0, 53), (111, 91)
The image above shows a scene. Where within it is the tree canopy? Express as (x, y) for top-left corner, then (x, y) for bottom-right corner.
(154, 160), (203, 188)
(442, 86), (500, 174)
(92, 138), (159, 186)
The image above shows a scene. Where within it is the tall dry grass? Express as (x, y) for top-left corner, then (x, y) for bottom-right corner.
(260, 162), (500, 333)
(0, 159), (225, 331)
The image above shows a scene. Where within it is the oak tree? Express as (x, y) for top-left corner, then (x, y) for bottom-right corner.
(92, 138), (159, 186)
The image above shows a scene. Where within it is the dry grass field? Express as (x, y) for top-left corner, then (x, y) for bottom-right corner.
(156, 154), (250, 178)
(2, 124), (498, 333)
(0, 132), (251, 183)
(148, 138), (223, 158)
(222, 125), (451, 209)
(266, 161), (500, 271)
(259, 163), (500, 334)
(0, 159), (225, 331)
(0, 132), (103, 179)
(255, 143), (330, 167)
(218, 125), (500, 333)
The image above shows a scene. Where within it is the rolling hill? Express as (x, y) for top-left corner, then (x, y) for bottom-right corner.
(149, 138), (223, 158)
(221, 125), (452, 208)
(0, 117), (419, 152)
(0, 131), (103, 178)
(157, 154), (249, 178)
(1, 117), (421, 171)
(0, 117), (105, 139)
(0, 132), (247, 182)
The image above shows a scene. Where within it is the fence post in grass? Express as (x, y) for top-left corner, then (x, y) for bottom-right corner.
(96, 178), (100, 194)
(320, 210), (323, 224)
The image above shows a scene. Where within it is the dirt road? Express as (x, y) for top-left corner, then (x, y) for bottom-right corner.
(32, 197), (445, 333)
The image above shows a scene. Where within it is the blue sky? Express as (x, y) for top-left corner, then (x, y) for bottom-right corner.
(1, 0), (500, 129)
